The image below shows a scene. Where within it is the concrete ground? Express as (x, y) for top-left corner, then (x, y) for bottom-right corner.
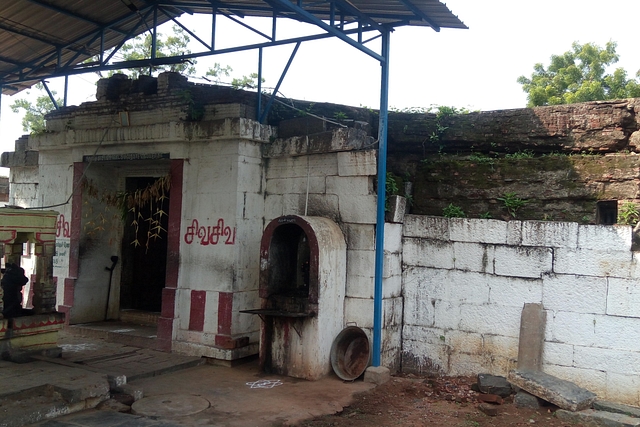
(5, 324), (373, 427)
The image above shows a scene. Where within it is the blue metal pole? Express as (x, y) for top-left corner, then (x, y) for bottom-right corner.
(64, 75), (69, 107)
(259, 42), (301, 123)
(211, 6), (216, 50)
(257, 48), (263, 121)
(41, 80), (59, 110)
(373, 29), (391, 367)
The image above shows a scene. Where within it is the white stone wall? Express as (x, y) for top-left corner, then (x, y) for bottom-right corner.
(264, 149), (403, 370)
(402, 215), (640, 405)
(175, 139), (263, 346)
(5, 90), (402, 371)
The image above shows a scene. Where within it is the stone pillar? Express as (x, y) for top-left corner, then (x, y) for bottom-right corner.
(32, 246), (56, 314)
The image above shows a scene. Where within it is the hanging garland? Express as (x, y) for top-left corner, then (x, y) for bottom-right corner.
(81, 174), (171, 251)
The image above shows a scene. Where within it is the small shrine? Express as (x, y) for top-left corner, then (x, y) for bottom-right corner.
(0, 207), (65, 360)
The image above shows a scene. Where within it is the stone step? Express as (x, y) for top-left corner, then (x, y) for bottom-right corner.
(65, 322), (158, 350)
(594, 401), (640, 418)
(508, 370), (597, 411)
(556, 409), (640, 427)
(0, 361), (110, 427)
(119, 309), (159, 326)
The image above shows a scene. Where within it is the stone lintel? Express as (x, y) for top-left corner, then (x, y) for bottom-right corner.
(508, 370), (597, 412)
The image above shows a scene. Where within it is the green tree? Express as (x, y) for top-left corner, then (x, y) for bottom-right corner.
(517, 41), (640, 107)
(9, 83), (62, 133)
(105, 25), (196, 78)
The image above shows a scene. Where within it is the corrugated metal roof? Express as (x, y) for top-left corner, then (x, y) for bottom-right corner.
(0, 1), (465, 95)
(0, 0), (176, 94)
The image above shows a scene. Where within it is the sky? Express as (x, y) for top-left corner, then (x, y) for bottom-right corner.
(3, 0), (640, 176)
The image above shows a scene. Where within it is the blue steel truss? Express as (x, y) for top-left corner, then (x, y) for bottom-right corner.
(0, 0), (466, 367)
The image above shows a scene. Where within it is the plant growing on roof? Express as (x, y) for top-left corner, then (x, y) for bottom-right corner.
(333, 111), (348, 121)
(497, 192), (527, 218)
(442, 203), (466, 218)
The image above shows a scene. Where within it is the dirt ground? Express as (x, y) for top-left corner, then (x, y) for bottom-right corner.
(296, 374), (572, 427)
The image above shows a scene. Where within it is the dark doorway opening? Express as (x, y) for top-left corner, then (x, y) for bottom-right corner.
(597, 200), (618, 225)
(120, 177), (169, 312)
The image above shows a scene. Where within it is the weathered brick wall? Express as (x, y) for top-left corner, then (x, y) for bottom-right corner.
(412, 154), (640, 222)
(240, 96), (640, 223)
(384, 100), (640, 221)
(388, 100), (640, 159)
(402, 214), (640, 405)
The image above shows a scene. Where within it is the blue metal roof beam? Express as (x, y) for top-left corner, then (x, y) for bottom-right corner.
(159, 8), (213, 50)
(258, 41), (301, 123)
(0, 24), (380, 86)
(260, 0), (316, 26)
(23, 0), (131, 36)
(101, 9), (156, 66)
(398, 0), (440, 31)
(0, 55), (27, 67)
(62, 32), (107, 70)
(0, 21), (89, 56)
(158, 1), (274, 15)
(330, 0), (384, 31)
(266, 0), (385, 62)
(219, 10), (274, 41)
(3, 3), (161, 83)
(40, 79), (59, 110)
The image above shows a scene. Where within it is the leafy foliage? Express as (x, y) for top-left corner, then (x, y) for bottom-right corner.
(442, 203), (466, 218)
(618, 202), (639, 225)
(9, 83), (62, 133)
(497, 192), (527, 218)
(518, 41), (640, 107)
(424, 105), (471, 146)
(385, 172), (400, 212)
(504, 150), (535, 159)
(204, 63), (233, 83)
(231, 73), (264, 90)
(107, 25), (196, 78)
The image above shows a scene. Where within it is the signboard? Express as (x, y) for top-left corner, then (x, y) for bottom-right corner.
(82, 153), (170, 162)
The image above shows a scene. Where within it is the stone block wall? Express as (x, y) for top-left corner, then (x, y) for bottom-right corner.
(264, 133), (403, 370)
(383, 99), (640, 223)
(402, 214), (640, 405)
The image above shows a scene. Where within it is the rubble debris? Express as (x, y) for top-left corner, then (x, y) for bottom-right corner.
(514, 390), (548, 409)
(478, 403), (499, 416)
(508, 370), (596, 411)
(477, 394), (504, 405)
(419, 375), (476, 403)
(476, 373), (512, 397)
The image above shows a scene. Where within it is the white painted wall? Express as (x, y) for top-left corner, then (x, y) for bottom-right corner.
(402, 215), (640, 405)
(265, 148), (402, 370)
(5, 87), (402, 372)
(175, 138), (264, 346)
